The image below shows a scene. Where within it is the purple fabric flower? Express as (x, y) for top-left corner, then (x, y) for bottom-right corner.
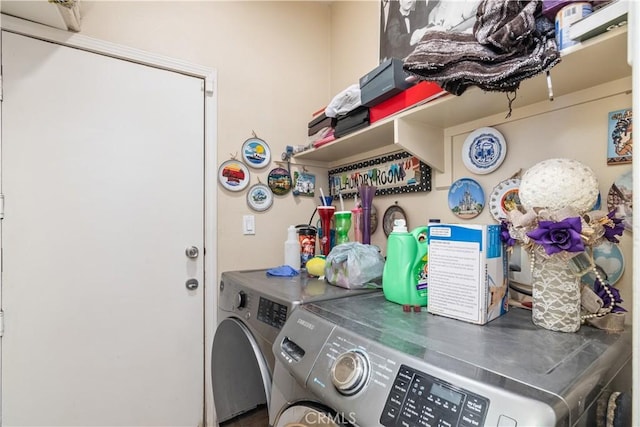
(526, 217), (584, 255)
(594, 279), (626, 313)
(603, 210), (625, 244)
(500, 221), (515, 246)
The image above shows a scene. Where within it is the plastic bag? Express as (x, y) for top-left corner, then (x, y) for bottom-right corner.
(324, 242), (384, 289)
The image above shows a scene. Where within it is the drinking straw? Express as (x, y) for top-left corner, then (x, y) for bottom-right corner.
(339, 192), (345, 211)
(319, 188), (327, 206)
(354, 193), (359, 209)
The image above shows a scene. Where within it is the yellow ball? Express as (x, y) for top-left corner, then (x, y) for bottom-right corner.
(306, 256), (326, 277)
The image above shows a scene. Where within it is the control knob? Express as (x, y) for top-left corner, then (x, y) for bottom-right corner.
(235, 291), (247, 309)
(330, 350), (370, 396)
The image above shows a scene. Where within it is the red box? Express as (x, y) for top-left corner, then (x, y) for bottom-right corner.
(369, 81), (447, 124)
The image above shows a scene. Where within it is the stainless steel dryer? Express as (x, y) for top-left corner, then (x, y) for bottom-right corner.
(212, 269), (379, 424)
(270, 293), (632, 427)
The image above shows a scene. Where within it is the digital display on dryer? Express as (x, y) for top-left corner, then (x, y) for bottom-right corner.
(431, 382), (463, 406)
(257, 297), (288, 329)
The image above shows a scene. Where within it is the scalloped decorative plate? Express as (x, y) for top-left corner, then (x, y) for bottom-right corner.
(489, 178), (521, 222)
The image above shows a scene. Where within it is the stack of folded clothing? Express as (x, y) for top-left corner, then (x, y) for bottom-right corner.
(403, 0), (561, 97)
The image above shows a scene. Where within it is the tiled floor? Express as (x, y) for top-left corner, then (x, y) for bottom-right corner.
(219, 405), (269, 427)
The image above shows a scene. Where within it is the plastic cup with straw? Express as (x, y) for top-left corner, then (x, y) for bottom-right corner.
(317, 188), (335, 255)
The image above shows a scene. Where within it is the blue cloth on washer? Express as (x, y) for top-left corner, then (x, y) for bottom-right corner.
(266, 265), (299, 277)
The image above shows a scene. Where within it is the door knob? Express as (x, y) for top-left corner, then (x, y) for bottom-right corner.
(185, 278), (199, 290)
(185, 246), (199, 258)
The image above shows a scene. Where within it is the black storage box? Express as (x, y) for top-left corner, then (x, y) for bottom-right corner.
(334, 106), (369, 138)
(308, 115), (333, 136)
(359, 58), (415, 107)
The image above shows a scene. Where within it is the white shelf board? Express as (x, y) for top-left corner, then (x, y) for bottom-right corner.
(294, 26), (630, 169)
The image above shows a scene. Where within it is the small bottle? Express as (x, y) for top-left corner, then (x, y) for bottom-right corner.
(284, 225), (300, 270)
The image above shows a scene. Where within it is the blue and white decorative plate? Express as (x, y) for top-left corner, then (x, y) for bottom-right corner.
(462, 127), (507, 175)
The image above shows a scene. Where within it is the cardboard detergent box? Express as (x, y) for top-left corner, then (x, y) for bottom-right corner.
(427, 224), (508, 325)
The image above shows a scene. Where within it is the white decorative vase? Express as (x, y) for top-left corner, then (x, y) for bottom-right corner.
(531, 256), (581, 332)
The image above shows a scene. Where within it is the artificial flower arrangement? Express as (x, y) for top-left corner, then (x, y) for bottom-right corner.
(500, 159), (626, 333)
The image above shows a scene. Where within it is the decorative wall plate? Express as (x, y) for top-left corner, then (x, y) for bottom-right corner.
(383, 204), (407, 236)
(489, 178), (521, 222)
(217, 159), (250, 192)
(370, 204), (379, 234)
(246, 183), (273, 212)
(581, 241), (625, 286)
(242, 137), (271, 169)
(448, 178), (485, 219)
(462, 127), (507, 175)
(606, 169), (632, 231)
(267, 167), (292, 195)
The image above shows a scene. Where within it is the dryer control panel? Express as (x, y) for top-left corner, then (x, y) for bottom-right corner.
(380, 365), (488, 427)
(257, 296), (288, 329)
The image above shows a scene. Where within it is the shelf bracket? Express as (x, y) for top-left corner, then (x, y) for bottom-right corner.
(395, 118), (445, 173)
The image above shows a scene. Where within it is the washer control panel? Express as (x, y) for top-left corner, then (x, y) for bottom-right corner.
(381, 365), (489, 427)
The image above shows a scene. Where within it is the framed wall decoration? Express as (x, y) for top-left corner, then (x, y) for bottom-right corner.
(293, 171), (316, 197)
(606, 108), (632, 165)
(267, 167), (292, 195)
(328, 151), (431, 198)
(607, 170), (632, 232)
(242, 135), (271, 169)
(246, 183), (273, 212)
(218, 159), (250, 192)
(379, 0), (480, 62)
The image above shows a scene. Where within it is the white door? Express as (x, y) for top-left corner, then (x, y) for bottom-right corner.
(1, 30), (205, 426)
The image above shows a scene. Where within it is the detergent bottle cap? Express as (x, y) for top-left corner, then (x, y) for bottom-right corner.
(392, 219), (408, 233)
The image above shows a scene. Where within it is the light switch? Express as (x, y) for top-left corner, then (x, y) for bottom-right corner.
(243, 215), (255, 235)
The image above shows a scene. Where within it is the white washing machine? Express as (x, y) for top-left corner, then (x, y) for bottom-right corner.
(270, 293), (632, 427)
(211, 269), (379, 424)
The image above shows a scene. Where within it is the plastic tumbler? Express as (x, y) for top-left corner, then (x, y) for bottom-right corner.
(317, 205), (335, 256)
(351, 206), (363, 243)
(334, 211), (352, 245)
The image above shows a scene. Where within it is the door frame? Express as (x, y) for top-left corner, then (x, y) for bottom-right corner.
(0, 14), (218, 426)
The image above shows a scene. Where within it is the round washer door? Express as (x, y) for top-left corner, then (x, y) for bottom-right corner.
(275, 403), (354, 427)
(212, 317), (271, 423)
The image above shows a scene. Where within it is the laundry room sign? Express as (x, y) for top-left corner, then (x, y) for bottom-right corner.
(328, 151), (431, 198)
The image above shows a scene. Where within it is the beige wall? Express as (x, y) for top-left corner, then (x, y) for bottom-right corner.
(76, 1), (632, 316)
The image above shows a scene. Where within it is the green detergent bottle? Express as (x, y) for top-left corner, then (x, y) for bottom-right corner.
(382, 219), (429, 306)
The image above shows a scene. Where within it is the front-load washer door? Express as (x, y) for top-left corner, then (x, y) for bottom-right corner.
(275, 403), (355, 427)
(212, 317), (271, 423)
